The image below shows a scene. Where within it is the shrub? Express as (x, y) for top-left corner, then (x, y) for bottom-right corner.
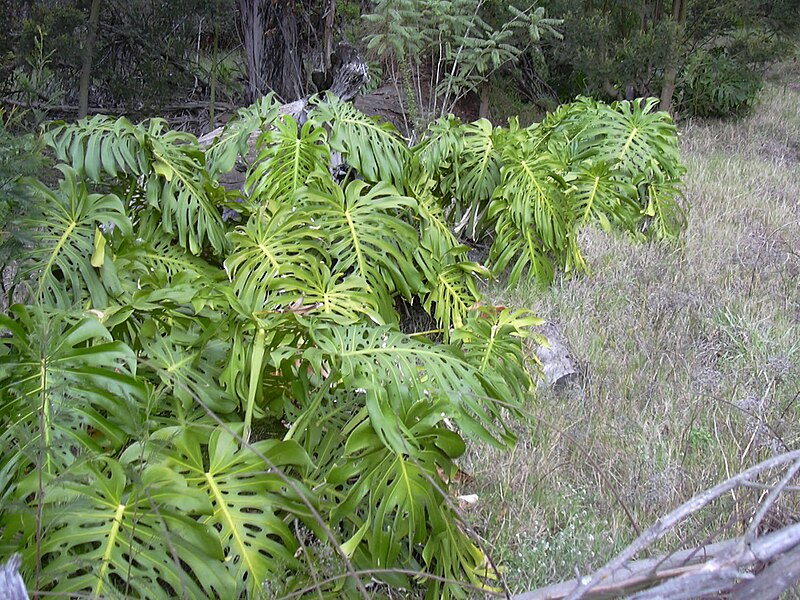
(0, 92), (684, 598)
(679, 49), (762, 118)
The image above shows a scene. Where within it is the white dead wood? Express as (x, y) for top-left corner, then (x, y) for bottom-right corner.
(513, 450), (800, 600)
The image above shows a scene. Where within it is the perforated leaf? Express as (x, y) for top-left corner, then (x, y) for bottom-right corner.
(205, 95), (281, 176)
(0, 305), (142, 484)
(27, 459), (231, 599)
(311, 95), (410, 189)
(306, 322), (516, 453)
(20, 166), (131, 308)
(328, 399), (485, 599)
(246, 115), (331, 210)
(150, 426), (314, 595)
(303, 180), (422, 313)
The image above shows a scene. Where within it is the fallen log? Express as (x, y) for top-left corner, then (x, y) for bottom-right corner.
(0, 555), (28, 600)
(514, 524), (800, 599)
(0, 97), (237, 116)
(515, 450), (800, 600)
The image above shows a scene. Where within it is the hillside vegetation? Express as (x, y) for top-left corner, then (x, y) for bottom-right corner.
(462, 60), (800, 594)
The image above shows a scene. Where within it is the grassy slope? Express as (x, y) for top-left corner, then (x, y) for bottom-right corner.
(462, 62), (800, 594)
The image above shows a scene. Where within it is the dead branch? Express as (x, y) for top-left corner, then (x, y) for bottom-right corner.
(513, 522), (800, 600)
(0, 97), (236, 116)
(0, 555), (28, 600)
(564, 449), (800, 600)
(513, 450), (800, 600)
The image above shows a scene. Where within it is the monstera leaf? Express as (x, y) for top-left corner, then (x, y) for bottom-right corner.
(25, 459), (232, 599)
(274, 261), (384, 325)
(310, 94), (410, 189)
(46, 114), (148, 181)
(225, 205), (327, 310)
(142, 120), (229, 256)
(306, 322), (516, 454)
(204, 95), (281, 176)
(567, 161), (639, 232)
(142, 426), (314, 596)
(418, 257), (487, 336)
(19, 165), (131, 308)
(327, 399), (487, 600)
(246, 115), (331, 211)
(487, 144), (574, 286)
(46, 116), (229, 256)
(0, 305), (142, 484)
(303, 180), (422, 314)
(451, 307), (543, 400)
(446, 118), (503, 240)
(138, 323), (236, 416)
(582, 97), (683, 177)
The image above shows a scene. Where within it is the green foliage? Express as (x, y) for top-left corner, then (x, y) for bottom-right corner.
(0, 117), (45, 264)
(538, 0), (798, 117)
(10, 0), (240, 110)
(416, 96), (686, 286)
(363, 0), (562, 124)
(0, 92), (685, 597)
(679, 49), (762, 117)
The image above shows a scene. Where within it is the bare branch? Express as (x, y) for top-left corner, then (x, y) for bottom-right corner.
(563, 449), (800, 599)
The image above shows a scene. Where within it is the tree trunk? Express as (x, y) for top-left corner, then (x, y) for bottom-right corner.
(659, 0), (686, 113)
(78, 0), (102, 119)
(478, 81), (490, 119)
(239, 0), (266, 104)
(209, 24), (218, 128)
(323, 0), (336, 70)
(277, 4), (303, 101)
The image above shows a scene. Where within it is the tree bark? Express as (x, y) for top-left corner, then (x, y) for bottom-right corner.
(277, 3), (303, 101)
(659, 0), (686, 113)
(478, 81), (490, 119)
(239, 0), (266, 104)
(323, 0), (336, 71)
(78, 0), (102, 119)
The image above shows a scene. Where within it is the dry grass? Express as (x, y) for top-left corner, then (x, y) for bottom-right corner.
(462, 60), (800, 594)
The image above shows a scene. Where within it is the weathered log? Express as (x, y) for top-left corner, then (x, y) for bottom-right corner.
(514, 523), (800, 600)
(534, 323), (579, 388)
(354, 84), (413, 137)
(514, 451), (800, 600)
(0, 554), (28, 600)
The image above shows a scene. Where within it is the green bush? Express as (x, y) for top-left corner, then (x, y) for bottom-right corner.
(0, 93), (685, 598)
(679, 49), (762, 117)
(0, 115), (45, 264)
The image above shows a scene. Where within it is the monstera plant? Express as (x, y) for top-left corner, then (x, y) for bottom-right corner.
(0, 91), (684, 598)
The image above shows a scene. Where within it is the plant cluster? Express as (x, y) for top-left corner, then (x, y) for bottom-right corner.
(0, 92), (684, 597)
(679, 48), (762, 118)
(363, 0), (562, 125)
(0, 113), (44, 265)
